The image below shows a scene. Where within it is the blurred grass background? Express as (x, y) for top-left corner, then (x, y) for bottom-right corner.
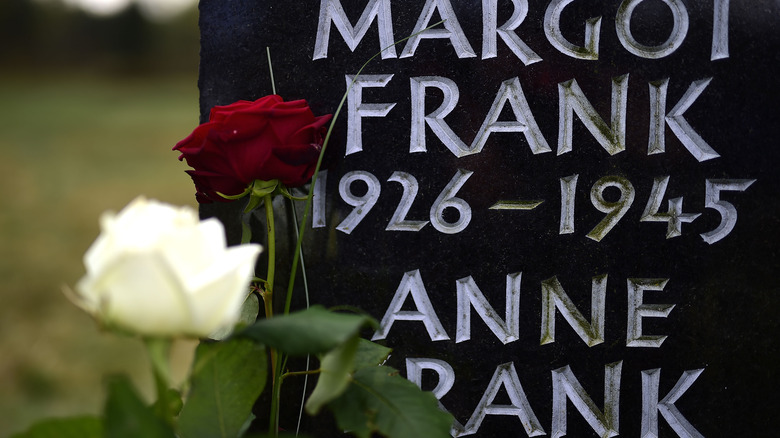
(1, 0), (203, 435)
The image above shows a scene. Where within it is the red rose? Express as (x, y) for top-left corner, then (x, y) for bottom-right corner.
(174, 95), (332, 203)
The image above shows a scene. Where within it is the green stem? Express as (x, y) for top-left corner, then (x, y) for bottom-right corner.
(262, 194), (281, 437)
(282, 369), (321, 379)
(144, 338), (173, 426)
(270, 21), (445, 436)
(263, 194), (276, 317)
(288, 199), (313, 436)
(283, 20), (446, 316)
(268, 372), (282, 437)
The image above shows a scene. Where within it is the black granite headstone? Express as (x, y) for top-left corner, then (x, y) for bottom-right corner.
(198, 1), (780, 436)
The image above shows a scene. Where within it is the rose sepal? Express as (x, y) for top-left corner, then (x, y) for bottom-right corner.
(251, 179), (280, 198)
(216, 185), (252, 201)
(242, 179), (280, 213)
(277, 185), (308, 202)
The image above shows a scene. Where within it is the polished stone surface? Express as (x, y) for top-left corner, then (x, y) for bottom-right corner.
(199, 1), (780, 436)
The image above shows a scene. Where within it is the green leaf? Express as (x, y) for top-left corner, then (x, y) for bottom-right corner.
(239, 306), (373, 356)
(305, 336), (360, 415)
(11, 416), (102, 438)
(103, 375), (175, 438)
(243, 434), (310, 438)
(237, 293), (261, 327)
(237, 413), (255, 437)
(178, 338), (267, 438)
(210, 293), (260, 340)
(152, 388), (183, 421)
(353, 339), (392, 369)
(328, 366), (453, 438)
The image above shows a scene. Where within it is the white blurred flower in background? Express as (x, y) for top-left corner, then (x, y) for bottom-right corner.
(60, 0), (197, 20)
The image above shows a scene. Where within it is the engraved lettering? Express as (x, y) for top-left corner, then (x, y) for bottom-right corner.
(462, 363), (545, 437)
(551, 362), (623, 438)
(641, 368), (706, 438)
(313, 0), (396, 60)
(472, 77), (552, 155)
(336, 171), (382, 234)
(627, 278), (675, 348)
(559, 174), (579, 234)
(544, 0), (601, 60)
(640, 176), (700, 239)
(700, 179), (756, 244)
(587, 176), (635, 242)
(665, 78), (720, 162)
(712, 0), (730, 60)
(558, 75), (628, 156)
(412, 76), (549, 157)
(410, 76), (470, 156)
(540, 275), (607, 347)
(386, 171), (430, 231)
(400, 0), (476, 59)
(647, 79), (669, 155)
(482, 0), (541, 64)
(372, 269), (450, 341)
(312, 170), (328, 228)
(406, 358), (466, 436)
(429, 169), (474, 234)
(346, 74), (396, 155)
(616, 0), (689, 59)
(456, 273), (522, 344)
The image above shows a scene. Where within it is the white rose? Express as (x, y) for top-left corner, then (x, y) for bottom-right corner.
(73, 196), (261, 338)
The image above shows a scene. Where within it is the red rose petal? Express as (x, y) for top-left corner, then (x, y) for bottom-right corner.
(174, 95), (333, 201)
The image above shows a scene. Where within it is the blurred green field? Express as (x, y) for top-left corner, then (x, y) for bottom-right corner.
(0, 73), (201, 436)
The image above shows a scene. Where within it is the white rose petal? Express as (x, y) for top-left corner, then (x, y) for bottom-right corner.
(188, 245), (263, 336)
(74, 196), (262, 338)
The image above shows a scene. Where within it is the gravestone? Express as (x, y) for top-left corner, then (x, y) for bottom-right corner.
(197, 1), (780, 436)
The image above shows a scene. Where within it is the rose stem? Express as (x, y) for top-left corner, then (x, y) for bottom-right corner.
(263, 194), (275, 319)
(145, 338), (174, 426)
(269, 374), (282, 437)
(282, 20), (446, 316)
(263, 193), (281, 436)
